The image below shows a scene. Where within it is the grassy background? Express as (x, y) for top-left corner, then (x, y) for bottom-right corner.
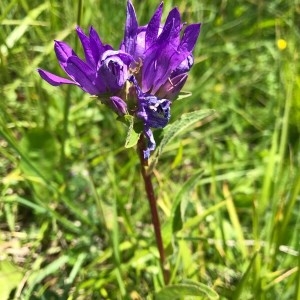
(0, 0), (299, 299)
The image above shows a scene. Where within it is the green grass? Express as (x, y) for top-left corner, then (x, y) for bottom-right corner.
(0, 0), (299, 299)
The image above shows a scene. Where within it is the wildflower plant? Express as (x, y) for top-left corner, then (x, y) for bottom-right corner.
(38, 1), (216, 297)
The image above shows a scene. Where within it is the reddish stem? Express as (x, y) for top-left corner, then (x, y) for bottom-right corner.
(137, 135), (169, 284)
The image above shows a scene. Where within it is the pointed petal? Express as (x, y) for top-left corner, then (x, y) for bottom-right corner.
(37, 68), (77, 86)
(151, 51), (185, 94)
(178, 23), (201, 53)
(157, 73), (188, 99)
(89, 26), (102, 45)
(142, 19), (174, 92)
(145, 2), (163, 49)
(65, 56), (99, 95)
(144, 23), (200, 94)
(163, 7), (181, 47)
(151, 24), (201, 92)
(76, 26), (95, 68)
(122, 0), (138, 55)
(133, 28), (147, 59)
(171, 55), (194, 77)
(89, 26), (107, 64)
(54, 40), (76, 71)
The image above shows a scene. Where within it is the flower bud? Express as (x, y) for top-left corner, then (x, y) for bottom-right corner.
(96, 50), (132, 93)
(109, 96), (128, 116)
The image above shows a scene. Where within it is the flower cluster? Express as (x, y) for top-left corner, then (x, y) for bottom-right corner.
(38, 1), (201, 159)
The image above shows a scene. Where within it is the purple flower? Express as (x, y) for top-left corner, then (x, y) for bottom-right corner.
(122, 1), (201, 99)
(38, 26), (132, 115)
(123, 1), (201, 158)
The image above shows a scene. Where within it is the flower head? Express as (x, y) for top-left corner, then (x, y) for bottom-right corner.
(38, 1), (201, 159)
(122, 1), (201, 98)
(123, 1), (201, 158)
(38, 26), (132, 115)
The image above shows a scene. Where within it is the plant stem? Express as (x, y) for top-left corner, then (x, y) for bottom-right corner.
(137, 135), (169, 285)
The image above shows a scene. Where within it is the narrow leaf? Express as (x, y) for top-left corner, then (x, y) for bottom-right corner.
(176, 91), (192, 100)
(232, 251), (259, 299)
(24, 256), (69, 297)
(172, 170), (204, 233)
(1, 3), (49, 56)
(154, 281), (219, 300)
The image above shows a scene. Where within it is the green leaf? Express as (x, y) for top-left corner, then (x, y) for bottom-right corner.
(124, 115), (141, 148)
(172, 170), (204, 233)
(0, 260), (23, 300)
(176, 91), (192, 101)
(149, 109), (215, 170)
(232, 251), (259, 299)
(1, 2), (49, 56)
(24, 255), (69, 298)
(4, 195), (47, 214)
(154, 281), (219, 300)
(162, 169), (204, 249)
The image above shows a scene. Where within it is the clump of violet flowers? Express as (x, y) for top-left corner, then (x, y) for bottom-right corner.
(38, 1), (201, 284)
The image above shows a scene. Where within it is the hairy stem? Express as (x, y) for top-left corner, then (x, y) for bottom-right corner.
(137, 135), (169, 285)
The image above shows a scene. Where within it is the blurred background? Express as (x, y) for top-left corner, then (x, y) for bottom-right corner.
(0, 0), (299, 299)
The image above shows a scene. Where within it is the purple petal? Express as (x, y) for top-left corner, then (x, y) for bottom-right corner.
(102, 50), (133, 66)
(141, 8), (183, 92)
(65, 56), (99, 95)
(122, 0), (138, 55)
(157, 73), (188, 99)
(93, 73), (107, 94)
(76, 26), (95, 68)
(145, 2), (163, 49)
(178, 23), (201, 53)
(151, 51), (187, 94)
(151, 48), (178, 93)
(37, 68), (77, 86)
(134, 28), (147, 59)
(171, 55), (194, 77)
(130, 75), (170, 128)
(89, 26), (108, 64)
(145, 24), (200, 94)
(163, 7), (181, 47)
(151, 24), (200, 91)
(54, 40), (76, 71)
(142, 19), (174, 92)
